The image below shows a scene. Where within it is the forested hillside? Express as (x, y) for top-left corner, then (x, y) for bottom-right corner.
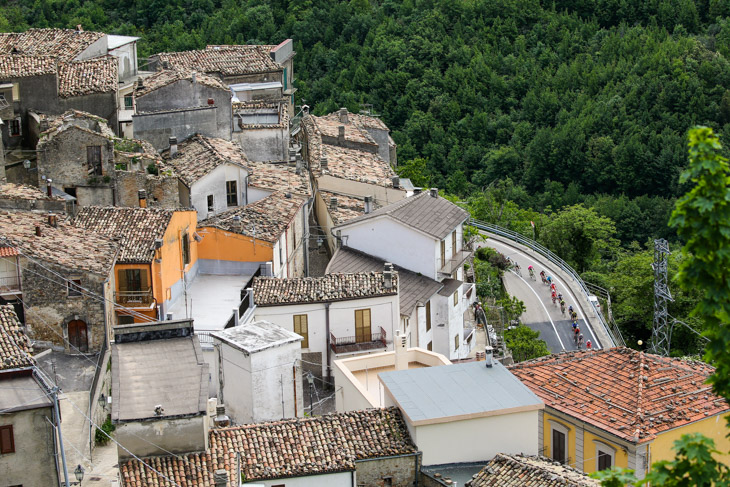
(4, 0), (729, 355)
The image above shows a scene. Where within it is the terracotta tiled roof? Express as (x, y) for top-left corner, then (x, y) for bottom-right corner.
(199, 191), (304, 243)
(319, 190), (367, 225)
(247, 160), (311, 197)
(39, 110), (115, 143)
(134, 69), (229, 98)
(321, 144), (396, 186)
(312, 114), (378, 146)
(159, 134), (250, 186)
(0, 246), (19, 257)
(57, 56), (117, 97)
(74, 206), (176, 264)
(337, 191), (469, 240)
(119, 407), (415, 486)
(466, 454), (600, 487)
(253, 272), (397, 306)
(0, 305), (33, 371)
(0, 55), (56, 78)
(0, 210), (117, 275)
(153, 45), (281, 76)
(0, 28), (105, 61)
(0, 183), (64, 201)
(509, 348), (730, 443)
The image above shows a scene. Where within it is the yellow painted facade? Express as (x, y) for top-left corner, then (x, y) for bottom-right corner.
(583, 429), (629, 472)
(649, 413), (730, 468)
(196, 226), (274, 263)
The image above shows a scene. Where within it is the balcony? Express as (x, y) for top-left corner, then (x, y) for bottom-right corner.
(439, 249), (473, 276)
(330, 327), (387, 354)
(115, 288), (154, 308)
(0, 275), (20, 295)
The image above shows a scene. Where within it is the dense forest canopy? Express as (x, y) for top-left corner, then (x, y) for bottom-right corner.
(4, 0), (729, 355)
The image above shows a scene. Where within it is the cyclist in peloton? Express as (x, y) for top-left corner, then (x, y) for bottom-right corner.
(528, 265), (534, 279)
(573, 325), (580, 344)
(551, 289), (557, 304)
(578, 334), (584, 348)
(560, 299), (566, 314)
(540, 270), (547, 284)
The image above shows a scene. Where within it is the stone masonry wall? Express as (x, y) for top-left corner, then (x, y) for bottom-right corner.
(114, 171), (181, 208)
(355, 454), (420, 487)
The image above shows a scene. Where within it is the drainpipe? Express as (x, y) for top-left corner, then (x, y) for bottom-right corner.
(303, 198), (310, 277)
(325, 302), (331, 385)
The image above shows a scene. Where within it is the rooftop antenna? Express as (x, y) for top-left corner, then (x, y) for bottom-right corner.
(649, 239), (672, 356)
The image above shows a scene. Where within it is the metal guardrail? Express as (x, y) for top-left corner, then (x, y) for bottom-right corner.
(470, 219), (626, 348)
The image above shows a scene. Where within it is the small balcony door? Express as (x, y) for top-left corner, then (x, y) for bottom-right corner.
(355, 309), (371, 343)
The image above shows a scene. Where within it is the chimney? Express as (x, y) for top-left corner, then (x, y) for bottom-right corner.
(383, 262), (394, 290)
(285, 192), (292, 199)
(137, 77), (144, 89)
(192, 71), (197, 84)
(169, 137), (178, 158)
(320, 156), (328, 170)
(138, 189), (147, 208)
(338, 125), (345, 144)
(47, 213), (57, 228)
(75, 24), (83, 32)
(429, 187), (438, 198)
(46, 179), (53, 198)
(391, 176), (400, 189)
(363, 195), (373, 214)
(213, 469), (228, 487)
(485, 346), (494, 368)
(35, 224), (41, 237)
(213, 405), (230, 428)
(338, 107), (348, 124)
(394, 330), (407, 371)
(295, 155), (303, 175)
(413, 188), (422, 195)
(330, 196), (338, 210)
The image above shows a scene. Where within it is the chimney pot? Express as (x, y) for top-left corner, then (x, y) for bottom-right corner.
(338, 107), (348, 124)
(35, 224), (41, 237)
(392, 176), (400, 189)
(364, 195), (373, 214)
(46, 179), (53, 198)
(413, 188), (422, 195)
(485, 346), (494, 368)
(213, 469), (228, 487)
(138, 189), (148, 208)
(169, 137), (178, 158)
(338, 125), (345, 141)
(330, 196), (338, 209)
(192, 72), (197, 84)
(430, 188), (438, 198)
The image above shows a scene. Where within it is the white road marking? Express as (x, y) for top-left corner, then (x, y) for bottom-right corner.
(482, 238), (601, 349)
(509, 269), (566, 351)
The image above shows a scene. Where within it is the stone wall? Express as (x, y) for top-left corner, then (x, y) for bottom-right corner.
(114, 170), (181, 208)
(21, 256), (111, 353)
(133, 106), (221, 151)
(355, 453), (420, 487)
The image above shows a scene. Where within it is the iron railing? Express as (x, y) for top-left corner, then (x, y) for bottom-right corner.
(470, 219), (625, 348)
(115, 288), (154, 307)
(196, 330), (215, 347)
(239, 290), (251, 318)
(330, 326), (387, 354)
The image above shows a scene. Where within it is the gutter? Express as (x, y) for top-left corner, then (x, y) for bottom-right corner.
(325, 302), (331, 384)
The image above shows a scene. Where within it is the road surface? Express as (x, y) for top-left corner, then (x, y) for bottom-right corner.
(479, 238), (602, 352)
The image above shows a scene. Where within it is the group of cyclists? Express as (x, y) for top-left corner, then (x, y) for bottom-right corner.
(513, 260), (591, 350)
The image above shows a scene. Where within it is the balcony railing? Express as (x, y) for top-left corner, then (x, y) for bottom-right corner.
(0, 275), (20, 294)
(115, 288), (154, 307)
(330, 326), (387, 354)
(439, 249), (473, 276)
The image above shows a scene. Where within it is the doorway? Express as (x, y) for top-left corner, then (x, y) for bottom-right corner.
(67, 319), (88, 352)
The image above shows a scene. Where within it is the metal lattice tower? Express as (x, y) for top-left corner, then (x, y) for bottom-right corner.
(649, 239), (673, 356)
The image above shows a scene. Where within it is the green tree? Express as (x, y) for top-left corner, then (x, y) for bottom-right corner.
(504, 324), (549, 362)
(499, 295), (526, 323)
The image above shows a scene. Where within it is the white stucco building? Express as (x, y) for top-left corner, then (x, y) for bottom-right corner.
(380, 360), (544, 466)
(211, 321), (303, 425)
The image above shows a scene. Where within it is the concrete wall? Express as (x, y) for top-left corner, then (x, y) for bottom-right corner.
(317, 174), (406, 208)
(0, 406), (59, 487)
(109, 42), (138, 81)
(115, 415), (208, 460)
(75, 185), (114, 206)
(78, 36), (109, 60)
(245, 471), (352, 486)
(191, 164), (248, 221)
(61, 93), (119, 134)
(355, 454), (419, 487)
(233, 126), (288, 163)
(133, 106), (220, 151)
(21, 256), (112, 353)
(114, 170), (181, 208)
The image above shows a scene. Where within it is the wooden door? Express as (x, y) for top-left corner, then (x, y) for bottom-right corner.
(552, 429), (566, 464)
(68, 320), (88, 352)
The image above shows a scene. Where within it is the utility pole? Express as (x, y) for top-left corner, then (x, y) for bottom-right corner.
(649, 239), (672, 356)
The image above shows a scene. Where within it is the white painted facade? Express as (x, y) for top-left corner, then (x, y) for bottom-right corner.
(190, 163), (250, 221)
(316, 174), (406, 208)
(252, 294), (400, 376)
(245, 471), (353, 486)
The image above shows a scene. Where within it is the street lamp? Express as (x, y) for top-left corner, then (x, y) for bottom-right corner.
(98, 393), (106, 410)
(73, 464), (85, 484)
(306, 372), (314, 415)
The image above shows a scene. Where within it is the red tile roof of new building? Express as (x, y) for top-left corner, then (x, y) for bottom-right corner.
(0, 28), (105, 61)
(253, 272), (398, 306)
(0, 305), (33, 371)
(153, 45), (281, 77)
(74, 206), (177, 264)
(466, 454), (600, 487)
(509, 348), (730, 443)
(57, 56), (118, 97)
(135, 69), (229, 98)
(159, 134), (250, 187)
(119, 407), (416, 486)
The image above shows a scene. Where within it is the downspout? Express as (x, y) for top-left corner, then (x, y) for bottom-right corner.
(303, 198), (310, 277)
(292, 364), (298, 417)
(325, 302), (331, 385)
(351, 469), (356, 486)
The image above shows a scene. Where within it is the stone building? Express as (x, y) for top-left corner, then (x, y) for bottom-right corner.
(232, 99), (289, 162)
(36, 110), (116, 206)
(119, 407), (419, 487)
(0, 210), (118, 353)
(132, 69), (233, 150)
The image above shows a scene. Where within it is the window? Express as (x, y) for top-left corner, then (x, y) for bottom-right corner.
(283, 67), (288, 91)
(124, 94), (133, 109)
(67, 279), (82, 297)
(453, 291), (458, 306)
(355, 308), (371, 343)
(427, 341), (432, 351)
(117, 315), (135, 325)
(549, 420), (570, 464)
(207, 194), (214, 211)
(10, 117), (21, 136)
(425, 301), (431, 332)
(226, 180), (238, 206)
(440, 239), (446, 268)
(87, 146), (102, 176)
(117, 269), (148, 292)
(293, 314), (308, 348)
(64, 187), (77, 198)
(181, 233), (190, 266)
(454, 334), (459, 351)
(0, 425), (14, 454)
(452, 230), (457, 257)
(594, 441), (616, 471)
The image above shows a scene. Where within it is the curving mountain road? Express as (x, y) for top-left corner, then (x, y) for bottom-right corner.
(478, 236), (605, 352)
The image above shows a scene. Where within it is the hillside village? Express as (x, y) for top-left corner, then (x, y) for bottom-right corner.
(0, 28), (729, 487)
